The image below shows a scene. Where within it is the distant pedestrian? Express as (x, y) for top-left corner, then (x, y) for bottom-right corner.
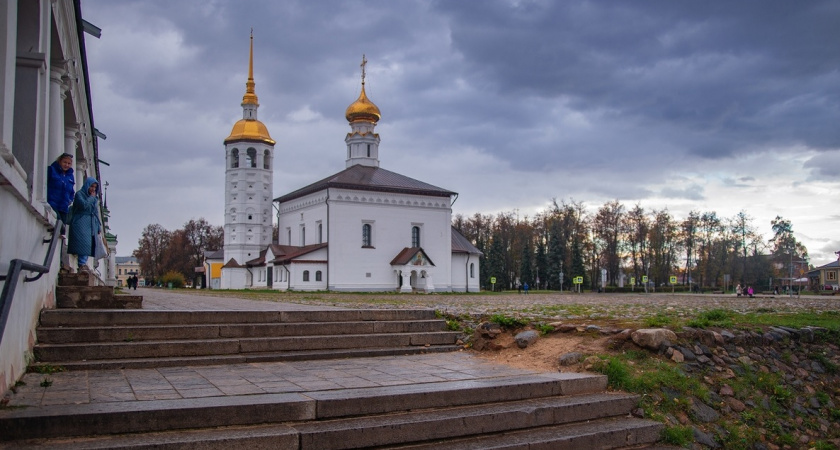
(523, 282), (529, 295)
(132, 275), (138, 290)
(747, 286), (754, 298)
(736, 284), (742, 297)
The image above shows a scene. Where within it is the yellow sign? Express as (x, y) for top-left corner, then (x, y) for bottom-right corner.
(669, 276), (677, 284)
(490, 277), (497, 284)
(642, 276), (649, 283)
(573, 276), (583, 284)
(630, 277), (636, 285)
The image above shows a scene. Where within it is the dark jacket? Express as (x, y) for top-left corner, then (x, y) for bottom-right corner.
(67, 177), (101, 257)
(47, 160), (75, 214)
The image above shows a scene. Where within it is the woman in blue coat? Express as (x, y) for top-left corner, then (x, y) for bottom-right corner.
(67, 177), (101, 271)
(46, 153), (75, 226)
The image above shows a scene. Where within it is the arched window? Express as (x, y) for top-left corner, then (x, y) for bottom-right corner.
(470, 263), (475, 278)
(362, 224), (372, 247)
(301, 227), (305, 245)
(303, 270), (310, 282)
(318, 223), (323, 244)
(263, 149), (270, 169)
(246, 148), (257, 168)
(366, 144), (371, 157)
(411, 226), (421, 248)
(231, 149), (239, 168)
(315, 270), (322, 282)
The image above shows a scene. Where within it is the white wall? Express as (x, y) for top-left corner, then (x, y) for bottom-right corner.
(326, 188), (452, 291)
(451, 253), (481, 292)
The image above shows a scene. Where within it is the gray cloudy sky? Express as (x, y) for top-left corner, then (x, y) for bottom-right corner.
(81, 0), (840, 265)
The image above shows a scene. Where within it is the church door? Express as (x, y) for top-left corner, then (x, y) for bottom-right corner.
(267, 267), (273, 288)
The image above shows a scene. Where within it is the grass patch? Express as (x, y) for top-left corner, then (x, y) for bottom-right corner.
(489, 314), (527, 329)
(661, 425), (693, 446)
(686, 309), (734, 328)
(29, 364), (65, 375)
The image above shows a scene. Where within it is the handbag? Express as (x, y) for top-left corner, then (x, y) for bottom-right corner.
(94, 232), (109, 259)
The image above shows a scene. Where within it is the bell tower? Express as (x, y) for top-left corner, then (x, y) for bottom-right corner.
(344, 55), (381, 168)
(222, 31), (275, 267)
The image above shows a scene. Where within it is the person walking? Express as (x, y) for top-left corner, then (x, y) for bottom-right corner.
(67, 177), (101, 272)
(523, 282), (529, 295)
(736, 284), (742, 297)
(47, 153), (75, 230)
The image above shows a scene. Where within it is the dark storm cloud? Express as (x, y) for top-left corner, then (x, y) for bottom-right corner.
(432, 0), (840, 163)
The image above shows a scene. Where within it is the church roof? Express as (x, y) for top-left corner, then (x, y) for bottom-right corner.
(204, 249), (224, 260)
(275, 164), (456, 203)
(246, 243), (328, 266)
(451, 227), (483, 255)
(222, 258), (243, 268)
(390, 247), (436, 266)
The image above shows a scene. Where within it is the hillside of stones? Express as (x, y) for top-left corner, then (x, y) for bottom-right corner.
(467, 320), (840, 449)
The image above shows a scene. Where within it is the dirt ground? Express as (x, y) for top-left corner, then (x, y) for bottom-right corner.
(472, 331), (616, 372)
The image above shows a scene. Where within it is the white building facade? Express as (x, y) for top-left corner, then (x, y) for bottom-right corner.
(215, 53), (481, 292)
(0, 0), (105, 396)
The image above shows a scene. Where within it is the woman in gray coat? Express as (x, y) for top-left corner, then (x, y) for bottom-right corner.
(67, 177), (101, 271)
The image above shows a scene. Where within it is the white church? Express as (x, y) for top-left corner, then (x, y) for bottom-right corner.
(205, 37), (481, 292)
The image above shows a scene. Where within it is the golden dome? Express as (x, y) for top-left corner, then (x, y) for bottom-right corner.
(345, 84), (381, 123)
(224, 119), (276, 145)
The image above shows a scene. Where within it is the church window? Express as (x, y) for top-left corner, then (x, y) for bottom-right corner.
(263, 150), (270, 169)
(362, 224), (372, 247)
(246, 148), (257, 168)
(318, 223), (323, 244)
(301, 226), (306, 245)
(248, 214), (252, 220)
(470, 263), (475, 278)
(287, 228), (291, 245)
(366, 144), (370, 157)
(231, 149), (239, 168)
(303, 270), (310, 282)
(316, 271), (322, 282)
(412, 226), (421, 248)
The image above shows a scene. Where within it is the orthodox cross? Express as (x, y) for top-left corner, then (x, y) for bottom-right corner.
(360, 54), (367, 85)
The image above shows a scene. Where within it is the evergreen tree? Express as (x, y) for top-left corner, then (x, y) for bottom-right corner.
(535, 238), (548, 289)
(520, 240), (534, 287)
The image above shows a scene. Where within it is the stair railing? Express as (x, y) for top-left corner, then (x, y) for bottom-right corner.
(0, 219), (62, 347)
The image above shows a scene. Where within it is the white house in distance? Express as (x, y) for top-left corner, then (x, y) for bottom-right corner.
(208, 44), (481, 292)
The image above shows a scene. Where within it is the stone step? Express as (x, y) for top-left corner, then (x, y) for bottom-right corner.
(55, 286), (142, 309)
(57, 271), (100, 287)
(30, 344), (462, 371)
(36, 319), (449, 343)
(5, 393), (643, 449)
(39, 309), (438, 326)
(389, 417), (663, 449)
(293, 392), (640, 449)
(0, 373), (608, 442)
(34, 331), (460, 362)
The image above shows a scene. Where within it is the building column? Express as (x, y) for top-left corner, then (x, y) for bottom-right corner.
(399, 269), (412, 293)
(64, 125), (78, 159)
(47, 65), (66, 164)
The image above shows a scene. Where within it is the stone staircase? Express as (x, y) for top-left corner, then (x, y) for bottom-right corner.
(4, 309), (664, 448)
(31, 309), (461, 371)
(56, 271), (142, 309)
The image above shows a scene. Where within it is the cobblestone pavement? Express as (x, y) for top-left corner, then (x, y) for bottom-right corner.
(10, 353), (532, 408)
(141, 287), (840, 321)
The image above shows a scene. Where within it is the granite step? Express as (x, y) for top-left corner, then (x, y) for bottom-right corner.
(34, 331), (460, 362)
(38, 309), (439, 326)
(30, 344), (462, 371)
(55, 286), (143, 309)
(389, 417), (663, 449)
(36, 319), (450, 343)
(5, 393), (647, 449)
(0, 372), (608, 442)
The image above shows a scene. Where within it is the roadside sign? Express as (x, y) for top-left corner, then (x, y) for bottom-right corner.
(490, 277), (496, 284)
(630, 277), (635, 285)
(573, 276), (583, 284)
(670, 276), (677, 284)
(642, 276), (649, 283)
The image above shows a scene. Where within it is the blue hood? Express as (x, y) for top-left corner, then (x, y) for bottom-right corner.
(81, 177), (99, 196)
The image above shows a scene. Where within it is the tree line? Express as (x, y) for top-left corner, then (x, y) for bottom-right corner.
(453, 199), (809, 292)
(133, 218), (223, 281)
(132, 201), (809, 292)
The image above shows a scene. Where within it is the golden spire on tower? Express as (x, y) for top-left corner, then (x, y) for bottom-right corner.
(242, 28), (258, 106)
(345, 54), (381, 123)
